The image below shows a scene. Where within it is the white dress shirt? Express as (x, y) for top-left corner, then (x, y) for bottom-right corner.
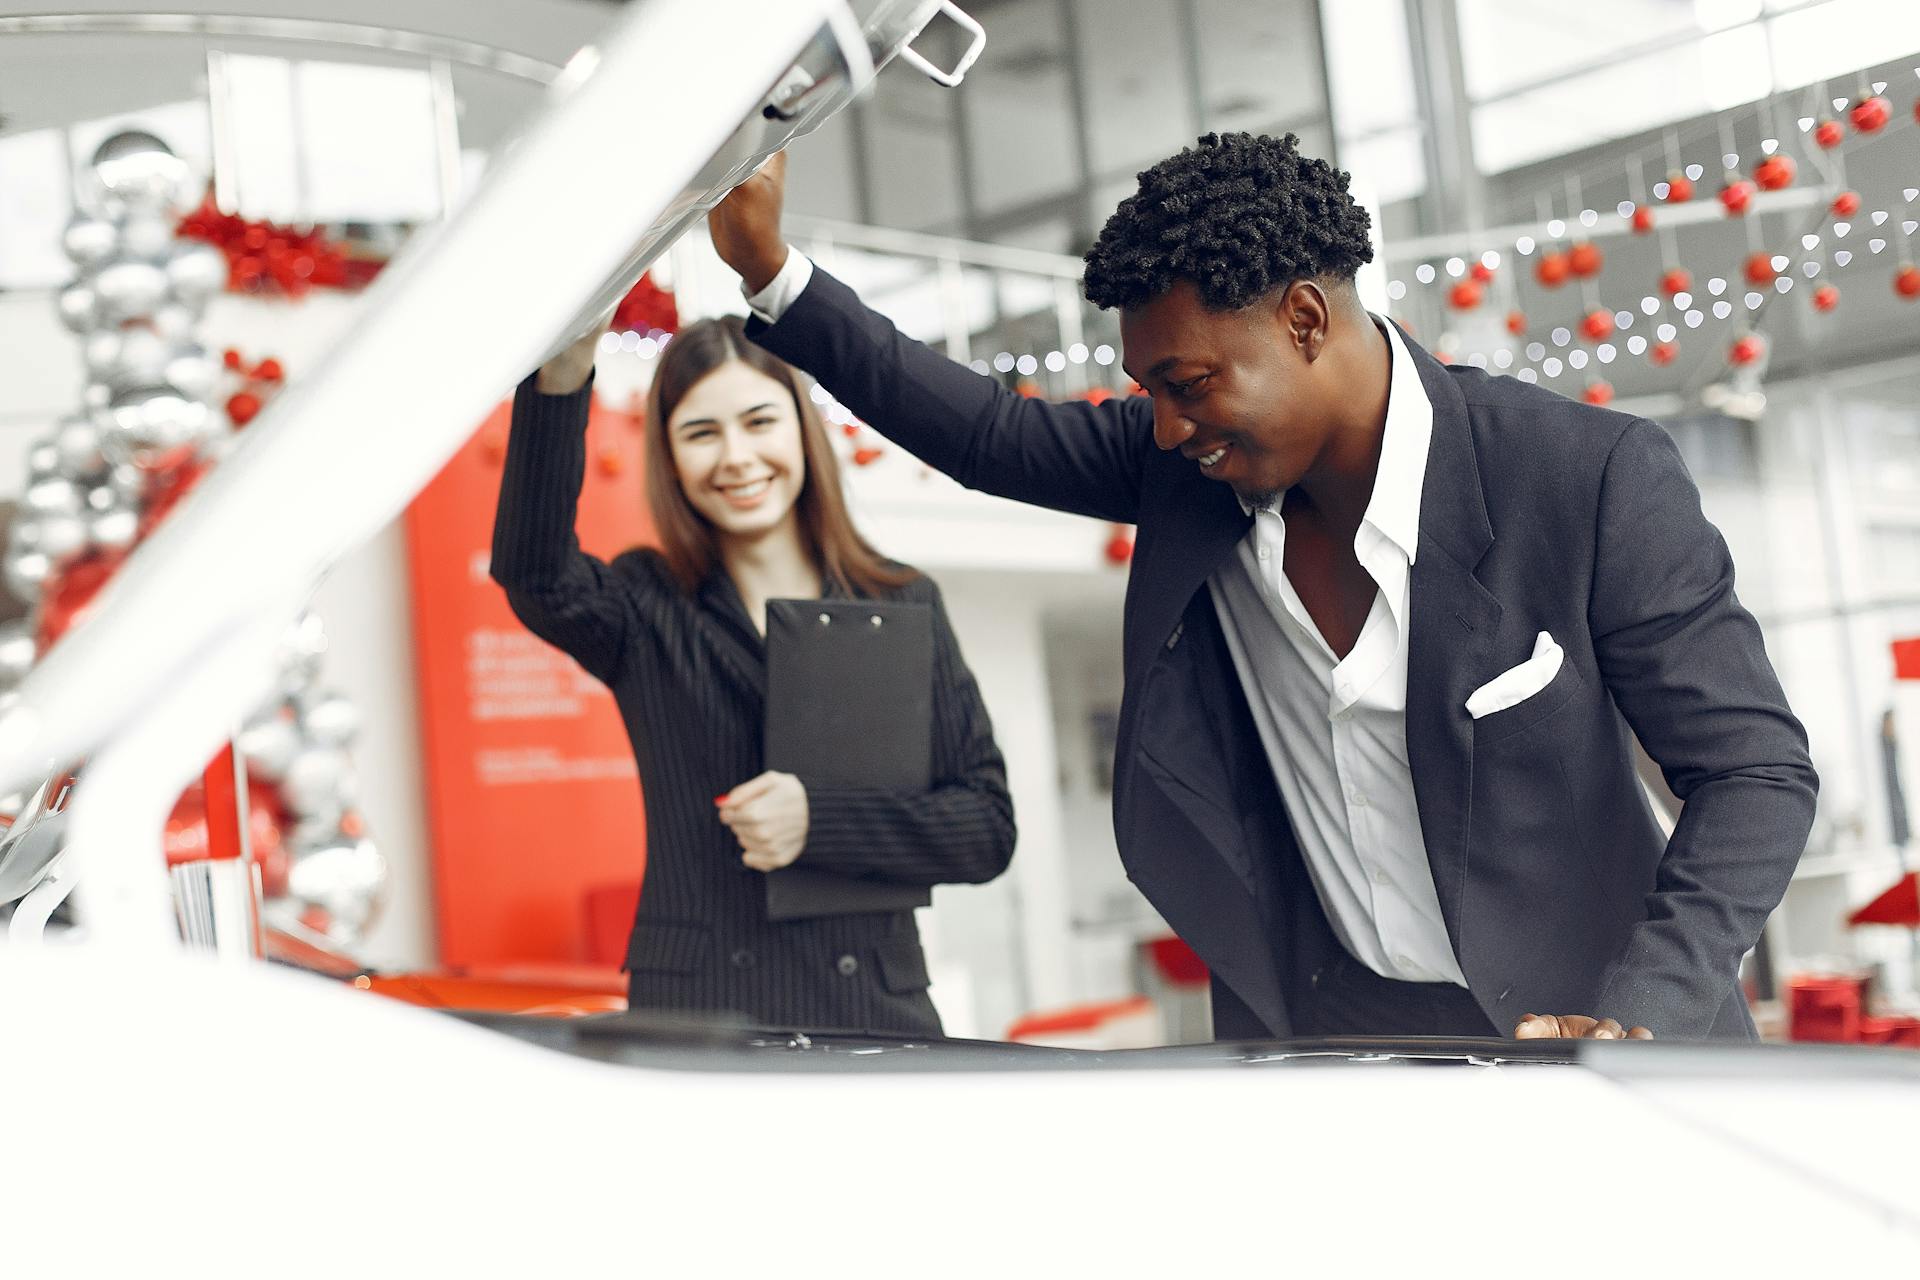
(1210, 318), (1464, 985)
(751, 255), (1462, 984)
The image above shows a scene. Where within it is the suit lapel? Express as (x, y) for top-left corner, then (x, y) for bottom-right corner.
(1401, 335), (1499, 952)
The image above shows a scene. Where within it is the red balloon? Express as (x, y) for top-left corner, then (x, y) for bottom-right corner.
(1661, 267), (1693, 296)
(1568, 241), (1603, 278)
(1448, 279), (1484, 310)
(1753, 155), (1795, 191)
(1663, 173), (1694, 203)
(1730, 334), (1766, 365)
(1581, 381), (1614, 406)
(1631, 206), (1655, 234)
(1812, 283), (1841, 312)
(226, 390), (262, 426)
(1649, 342), (1678, 366)
(1832, 190), (1861, 218)
(1505, 310), (1527, 336)
(1580, 309), (1614, 341)
(1744, 252), (1779, 285)
(1850, 95), (1891, 134)
(1814, 119), (1844, 149)
(1897, 265), (1920, 300)
(1719, 180), (1756, 216)
(1535, 251), (1571, 288)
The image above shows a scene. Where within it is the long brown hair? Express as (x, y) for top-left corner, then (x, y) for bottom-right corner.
(643, 316), (915, 597)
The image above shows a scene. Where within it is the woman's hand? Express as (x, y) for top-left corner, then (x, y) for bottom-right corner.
(717, 770), (809, 872)
(708, 151), (791, 295)
(535, 306), (616, 395)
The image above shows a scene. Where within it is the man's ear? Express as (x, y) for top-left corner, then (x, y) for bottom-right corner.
(1279, 281), (1331, 362)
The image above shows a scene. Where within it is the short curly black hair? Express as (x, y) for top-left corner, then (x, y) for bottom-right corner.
(1082, 132), (1374, 312)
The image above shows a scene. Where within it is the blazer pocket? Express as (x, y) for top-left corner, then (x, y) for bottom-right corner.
(624, 921), (713, 974)
(874, 937), (932, 994)
(1471, 656), (1585, 746)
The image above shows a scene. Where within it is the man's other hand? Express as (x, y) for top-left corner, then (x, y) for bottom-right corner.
(1514, 1013), (1654, 1040)
(708, 151), (791, 295)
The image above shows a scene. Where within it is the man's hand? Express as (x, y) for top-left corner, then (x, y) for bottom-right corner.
(708, 151), (791, 295)
(536, 306), (616, 395)
(1514, 1013), (1654, 1040)
(716, 770), (809, 872)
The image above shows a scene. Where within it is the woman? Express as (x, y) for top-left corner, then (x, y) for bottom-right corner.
(491, 314), (1014, 1036)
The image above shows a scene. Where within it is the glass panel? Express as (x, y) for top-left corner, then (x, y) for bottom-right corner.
(1193, 0), (1326, 133)
(783, 111), (863, 224)
(1071, 0), (1193, 175)
(865, 70), (965, 233)
(1318, 0), (1420, 136)
(1766, 0), (1920, 92)
(1470, 26), (1773, 173)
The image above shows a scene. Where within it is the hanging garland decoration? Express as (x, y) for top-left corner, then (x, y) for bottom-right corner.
(174, 190), (378, 297)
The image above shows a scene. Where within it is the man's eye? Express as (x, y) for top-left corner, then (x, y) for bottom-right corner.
(1171, 375), (1209, 398)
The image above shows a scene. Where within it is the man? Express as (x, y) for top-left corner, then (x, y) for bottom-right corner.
(709, 133), (1816, 1041)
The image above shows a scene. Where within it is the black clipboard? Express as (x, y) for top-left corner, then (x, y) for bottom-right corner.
(762, 598), (934, 921)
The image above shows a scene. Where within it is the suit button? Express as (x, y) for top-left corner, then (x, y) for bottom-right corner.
(731, 949), (755, 970)
(836, 954), (859, 977)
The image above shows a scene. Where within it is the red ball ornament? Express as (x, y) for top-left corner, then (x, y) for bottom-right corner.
(1663, 173), (1694, 203)
(1719, 179), (1756, 216)
(1729, 334), (1766, 366)
(1448, 279), (1484, 310)
(1649, 342), (1678, 366)
(852, 447), (884, 466)
(1535, 251), (1571, 288)
(1580, 308), (1614, 341)
(1814, 119), (1844, 149)
(222, 347), (244, 371)
(1104, 525), (1136, 566)
(1832, 190), (1861, 218)
(841, 423), (860, 438)
(1744, 252), (1778, 286)
(1850, 95), (1891, 134)
(1753, 154), (1795, 191)
(1812, 283), (1841, 312)
(1631, 206), (1655, 234)
(1469, 261), (1495, 284)
(225, 390), (262, 426)
(1505, 310), (1527, 336)
(1581, 381), (1614, 406)
(1568, 241), (1604, 278)
(252, 357), (285, 383)
(1661, 267), (1692, 296)
(1896, 264), (1920, 300)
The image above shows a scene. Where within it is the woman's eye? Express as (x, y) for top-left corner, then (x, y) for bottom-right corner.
(746, 416), (777, 429)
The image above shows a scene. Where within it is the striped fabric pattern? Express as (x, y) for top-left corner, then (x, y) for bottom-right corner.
(490, 374), (1015, 1035)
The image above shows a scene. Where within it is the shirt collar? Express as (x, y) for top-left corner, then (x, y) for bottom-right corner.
(1241, 316), (1432, 560)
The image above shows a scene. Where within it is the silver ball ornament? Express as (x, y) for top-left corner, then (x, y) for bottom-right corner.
(280, 746), (355, 821)
(237, 714), (302, 783)
(23, 476), (83, 518)
(4, 551), (51, 601)
(56, 282), (100, 333)
(97, 385), (210, 469)
(300, 693), (361, 748)
(26, 442), (63, 480)
(62, 216), (120, 269)
(82, 383), (113, 412)
(150, 302), (198, 341)
(162, 345), (220, 401)
(53, 417), (108, 479)
(105, 327), (173, 390)
(89, 130), (190, 214)
(32, 512), (89, 565)
(92, 260), (170, 324)
(164, 242), (229, 306)
(0, 622), (35, 687)
(286, 837), (388, 941)
(82, 330), (123, 381)
(117, 214), (176, 264)
(87, 506), (139, 553)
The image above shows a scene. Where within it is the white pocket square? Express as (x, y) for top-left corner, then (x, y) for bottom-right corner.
(1465, 631), (1563, 719)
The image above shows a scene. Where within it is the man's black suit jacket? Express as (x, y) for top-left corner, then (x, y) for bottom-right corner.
(750, 266), (1818, 1041)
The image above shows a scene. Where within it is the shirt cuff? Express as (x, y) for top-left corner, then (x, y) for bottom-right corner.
(743, 249), (814, 324)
